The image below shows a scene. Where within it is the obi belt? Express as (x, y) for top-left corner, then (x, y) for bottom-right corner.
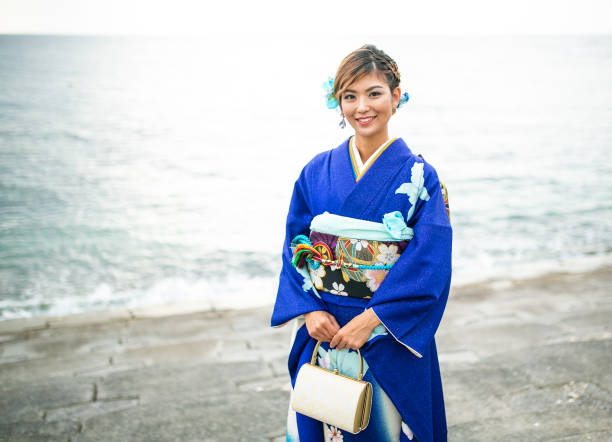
(291, 211), (414, 299)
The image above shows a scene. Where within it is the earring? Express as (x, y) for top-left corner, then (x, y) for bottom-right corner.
(339, 114), (346, 129)
(392, 107), (397, 114)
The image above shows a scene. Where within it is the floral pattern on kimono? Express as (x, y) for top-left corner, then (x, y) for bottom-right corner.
(307, 232), (410, 299)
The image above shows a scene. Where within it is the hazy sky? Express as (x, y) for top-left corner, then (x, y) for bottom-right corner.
(1, 0), (611, 35)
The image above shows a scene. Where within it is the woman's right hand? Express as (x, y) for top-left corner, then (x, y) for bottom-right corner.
(303, 310), (340, 342)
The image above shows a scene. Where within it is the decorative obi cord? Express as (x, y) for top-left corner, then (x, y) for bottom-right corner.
(291, 212), (413, 299)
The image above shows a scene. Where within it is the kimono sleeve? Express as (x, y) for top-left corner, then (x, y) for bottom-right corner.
(367, 163), (452, 358)
(270, 168), (328, 328)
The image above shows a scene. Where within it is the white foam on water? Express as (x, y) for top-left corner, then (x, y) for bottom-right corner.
(0, 275), (279, 320)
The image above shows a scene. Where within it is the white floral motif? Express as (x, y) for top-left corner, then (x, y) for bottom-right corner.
(324, 424), (343, 441)
(308, 265), (326, 290)
(329, 282), (348, 296)
(375, 243), (400, 266)
(349, 238), (369, 251)
(395, 162), (431, 223)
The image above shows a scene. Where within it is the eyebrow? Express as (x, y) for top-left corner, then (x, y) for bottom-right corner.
(343, 85), (385, 93)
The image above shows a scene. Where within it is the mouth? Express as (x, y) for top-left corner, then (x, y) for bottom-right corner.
(355, 116), (376, 126)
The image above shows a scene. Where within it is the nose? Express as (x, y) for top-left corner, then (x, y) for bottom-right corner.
(356, 96), (369, 113)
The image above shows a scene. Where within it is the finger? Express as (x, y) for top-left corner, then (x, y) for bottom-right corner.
(319, 333), (332, 343)
(318, 320), (336, 341)
(327, 314), (341, 332)
(308, 325), (325, 341)
(323, 320), (340, 338)
(308, 329), (323, 342)
(335, 336), (346, 350)
(317, 327), (335, 343)
(310, 320), (328, 337)
(329, 332), (340, 348)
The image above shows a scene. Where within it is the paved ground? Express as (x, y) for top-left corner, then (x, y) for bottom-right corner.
(0, 266), (611, 441)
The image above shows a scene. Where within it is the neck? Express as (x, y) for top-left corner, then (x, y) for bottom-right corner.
(354, 130), (390, 163)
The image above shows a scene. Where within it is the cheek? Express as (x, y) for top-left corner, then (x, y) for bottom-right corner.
(345, 109), (359, 120)
(381, 101), (394, 114)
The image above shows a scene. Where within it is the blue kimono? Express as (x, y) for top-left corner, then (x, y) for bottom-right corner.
(271, 137), (452, 442)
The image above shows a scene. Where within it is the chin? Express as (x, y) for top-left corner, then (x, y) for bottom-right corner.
(354, 126), (382, 138)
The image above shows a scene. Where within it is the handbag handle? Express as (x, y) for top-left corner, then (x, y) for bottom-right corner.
(310, 340), (365, 381)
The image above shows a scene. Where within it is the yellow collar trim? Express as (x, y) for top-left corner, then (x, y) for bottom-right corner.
(349, 136), (397, 182)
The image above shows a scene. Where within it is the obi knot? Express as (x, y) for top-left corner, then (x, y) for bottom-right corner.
(382, 211), (414, 240)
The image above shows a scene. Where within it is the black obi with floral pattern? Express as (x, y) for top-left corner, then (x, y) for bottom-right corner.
(306, 231), (410, 299)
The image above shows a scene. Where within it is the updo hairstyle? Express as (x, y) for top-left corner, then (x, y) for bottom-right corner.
(333, 45), (401, 109)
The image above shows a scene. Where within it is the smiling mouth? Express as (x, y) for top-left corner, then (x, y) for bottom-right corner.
(356, 116), (376, 125)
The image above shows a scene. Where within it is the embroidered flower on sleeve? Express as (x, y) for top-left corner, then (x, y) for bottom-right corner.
(324, 424), (344, 441)
(395, 162), (431, 223)
(363, 269), (388, 292)
(375, 244), (400, 266)
(329, 282), (348, 296)
(308, 265), (326, 290)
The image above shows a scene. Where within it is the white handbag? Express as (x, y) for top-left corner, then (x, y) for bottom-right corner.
(291, 341), (372, 434)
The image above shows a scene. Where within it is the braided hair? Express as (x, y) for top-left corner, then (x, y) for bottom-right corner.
(333, 44), (401, 108)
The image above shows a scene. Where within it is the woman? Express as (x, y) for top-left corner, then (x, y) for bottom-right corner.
(271, 45), (452, 442)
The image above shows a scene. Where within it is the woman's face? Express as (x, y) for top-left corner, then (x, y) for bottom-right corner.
(340, 71), (400, 140)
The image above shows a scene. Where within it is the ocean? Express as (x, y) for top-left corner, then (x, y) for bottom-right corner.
(1, 34), (611, 320)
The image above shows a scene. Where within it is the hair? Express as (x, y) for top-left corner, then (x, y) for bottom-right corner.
(333, 44), (401, 108)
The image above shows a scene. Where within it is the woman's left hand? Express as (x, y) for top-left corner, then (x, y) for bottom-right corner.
(329, 308), (382, 350)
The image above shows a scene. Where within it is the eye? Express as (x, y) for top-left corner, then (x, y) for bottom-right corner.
(369, 91), (381, 97)
(343, 93), (355, 101)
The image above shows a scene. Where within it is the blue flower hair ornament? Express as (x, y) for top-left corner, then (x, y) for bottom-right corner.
(398, 91), (410, 108)
(323, 76), (409, 110)
(323, 77), (339, 109)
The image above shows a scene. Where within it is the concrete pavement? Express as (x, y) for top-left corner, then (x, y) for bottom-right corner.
(1, 266), (611, 441)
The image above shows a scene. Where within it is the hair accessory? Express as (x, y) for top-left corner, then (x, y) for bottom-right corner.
(397, 92), (410, 108)
(323, 77), (339, 109)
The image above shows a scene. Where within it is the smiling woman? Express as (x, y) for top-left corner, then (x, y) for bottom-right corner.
(340, 73), (399, 159)
(271, 45), (452, 442)
(333, 46), (401, 160)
